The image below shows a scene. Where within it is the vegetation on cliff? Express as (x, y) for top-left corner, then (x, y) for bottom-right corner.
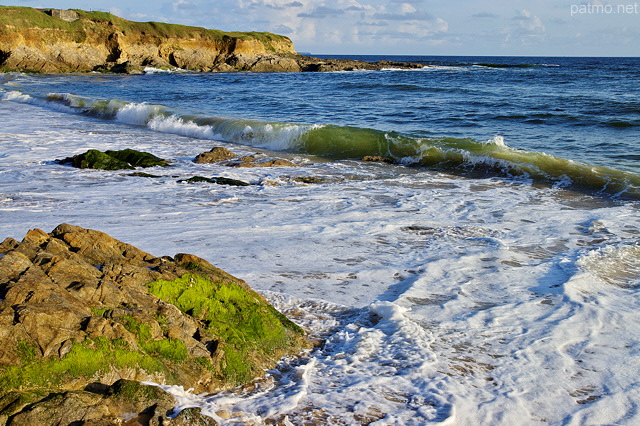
(0, 6), (291, 49)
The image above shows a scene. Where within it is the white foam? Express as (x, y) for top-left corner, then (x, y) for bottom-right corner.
(486, 134), (507, 147)
(2, 88), (640, 425)
(115, 103), (164, 126)
(147, 114), (216, 139)
(2, 90), (32, 102)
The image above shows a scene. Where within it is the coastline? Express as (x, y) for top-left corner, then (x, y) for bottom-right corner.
(2, 29), (640, 425)
(0, 6), (424, 74)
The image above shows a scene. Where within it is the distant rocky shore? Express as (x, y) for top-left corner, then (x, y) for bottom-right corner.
(0, 224), (309, 424)
(0, 6), (425, 74)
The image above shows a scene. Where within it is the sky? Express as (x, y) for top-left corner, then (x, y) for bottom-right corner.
(5, 0), (640, 56)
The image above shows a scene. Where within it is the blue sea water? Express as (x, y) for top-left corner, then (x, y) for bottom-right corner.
(2, 56), (640, 424)
(5, 55), (640, 197)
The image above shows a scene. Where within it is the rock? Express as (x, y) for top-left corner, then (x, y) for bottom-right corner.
(362, 155), (395, 164)
(292, 176), (331, 184)
(194, 147), (235, 163)
(57, 149), (169, 170)
(227, 156), (298, 168)
(2, 379), (215, 425)
(178, 176), (251, 186)
(106, 149), (169, 168)
(0, 224), (309, 423)
(130, 172), (163, 178)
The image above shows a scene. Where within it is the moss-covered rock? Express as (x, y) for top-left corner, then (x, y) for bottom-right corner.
(147, 273), (304, 384)
(105, 148), (170, 168)
(0, 225), (309, 424)
(57, 148), (169, 170)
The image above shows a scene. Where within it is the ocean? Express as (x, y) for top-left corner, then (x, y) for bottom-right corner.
(1, 55), (640, 424)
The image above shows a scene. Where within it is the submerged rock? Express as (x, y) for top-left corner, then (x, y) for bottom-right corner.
(223, 154), (298, 168)
(178, 175), (251, 186)
(362, 155), (395, 164)
(57, 149), (169, 170)
(0, 225), (308, 424)
(228, 157), (298, 168)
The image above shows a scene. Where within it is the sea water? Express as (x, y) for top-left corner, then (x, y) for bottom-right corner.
(1, 56), (640, 424)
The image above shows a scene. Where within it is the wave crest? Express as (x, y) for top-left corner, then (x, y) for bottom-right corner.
(5, 91), (640, 199)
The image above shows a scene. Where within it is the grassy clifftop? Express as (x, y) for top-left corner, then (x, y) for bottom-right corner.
(0, 6), (291, 48)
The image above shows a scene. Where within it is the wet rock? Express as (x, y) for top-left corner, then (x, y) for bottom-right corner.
(129, 172), (163, 178)
(194, 147), (235, 164)
(2, 379), (215, 425)
(57, 149), (169, 170)
(292, 176), (331, 184)
(227, 156), (298, 168)
(362, 155), (395, 164)
(178, 176), (251, 186)
(0, 225), (309, 424)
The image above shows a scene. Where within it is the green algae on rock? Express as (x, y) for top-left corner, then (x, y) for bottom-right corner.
(147, 273), (305, 384)
(0, 225), (309, 423)
(57, 148), (169, 170)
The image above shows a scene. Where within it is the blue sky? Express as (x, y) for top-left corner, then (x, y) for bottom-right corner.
(5, 0), (640, 56)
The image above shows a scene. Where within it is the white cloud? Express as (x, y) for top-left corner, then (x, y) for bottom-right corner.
(225, 0), (449, 53)
(514, 9), (545, 34)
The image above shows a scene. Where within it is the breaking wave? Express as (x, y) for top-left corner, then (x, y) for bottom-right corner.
(5, 91), (640, 198)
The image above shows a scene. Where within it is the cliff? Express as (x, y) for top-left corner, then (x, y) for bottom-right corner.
(0, 6), (425, 73)
(0, 6), (300, 73)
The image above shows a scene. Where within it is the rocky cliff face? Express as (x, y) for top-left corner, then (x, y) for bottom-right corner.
(0, 7), (300, 73)
(0, 7), (425, 73)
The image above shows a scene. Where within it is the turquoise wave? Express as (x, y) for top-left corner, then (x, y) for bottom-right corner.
(12, 92), (640, 199)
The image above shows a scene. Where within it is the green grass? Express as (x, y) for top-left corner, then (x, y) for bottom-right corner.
(146, 273), (304, 383)
(0, 6), (292, 49)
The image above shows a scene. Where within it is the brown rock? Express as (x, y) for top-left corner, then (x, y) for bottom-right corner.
(3, 380), (218, 426)
(193, 147), (235, 163)
(228, 157), (298, 168)
(362, 155), (395, 164)
(0, 224), (309, 425)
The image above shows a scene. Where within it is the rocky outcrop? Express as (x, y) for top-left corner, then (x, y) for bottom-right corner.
(0, 7), (425, 73)
(194, 147), (298, 168)
(194, 147), (236, 164)
(0, 224), (309, 424)
(57, 148), (170, 170)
